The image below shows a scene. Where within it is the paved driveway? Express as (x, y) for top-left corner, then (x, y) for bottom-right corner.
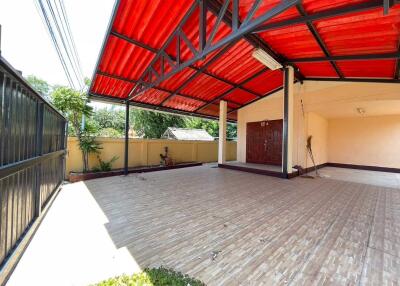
(6, 166), (400, 285)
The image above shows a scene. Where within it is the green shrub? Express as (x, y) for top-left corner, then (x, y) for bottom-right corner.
(93, 267), (205, 286)
(92, 156), (119, 172)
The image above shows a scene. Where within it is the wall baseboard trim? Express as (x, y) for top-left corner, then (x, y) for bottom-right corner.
(326, 163), (400, 173)
(218, 164), (286, 178)
(290, 163), (328, 178)
(218, 162), (400, 179)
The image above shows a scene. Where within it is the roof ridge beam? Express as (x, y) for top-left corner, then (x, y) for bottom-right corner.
(253, 0), (383, 33)
(286, 52), (400, 63)
(304, 77), (400, 83)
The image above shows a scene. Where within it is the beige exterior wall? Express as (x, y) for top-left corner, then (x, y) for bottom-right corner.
(237, 87), (327, 169)
(237, 81), (400, 170)
(306, 112), (328, 167)
(328, 115), (400, 168)
(66, 137), (236, 177)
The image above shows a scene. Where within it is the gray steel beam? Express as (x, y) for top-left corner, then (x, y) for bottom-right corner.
(206, 0), (305, 81)
(159, 43), (236, 105)
(286, 52), (400, 63)
(34, 102), (44, 217)
(253, 1), (383, 33)
(124, 100), (129, 175)
(96, 70), (243, 105)
(127, 0), (301, 100)
(282, 67), (290, 178)
(110, 30), (263, 98)
(89, 93), (237, 122)
(196, 67), (269, 112)
(296, 4), (343, 78)
(304, 77), (400, 83)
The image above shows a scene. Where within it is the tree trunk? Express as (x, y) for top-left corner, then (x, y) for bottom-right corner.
(82, 150), (87, 172)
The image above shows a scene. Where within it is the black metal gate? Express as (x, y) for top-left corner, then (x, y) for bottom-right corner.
(0, 56), (67, 269)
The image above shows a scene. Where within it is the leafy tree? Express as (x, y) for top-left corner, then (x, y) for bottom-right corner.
(227, 123), (237, 139)
(97, 127), (123, 138)
(185, 117), (219, 137)
(26, 75), (52, 100)
(92, 108), (125, 134)
(130, 109), (186, 138)
(51, 86), (100, 172)
(185, 117), (237, 139)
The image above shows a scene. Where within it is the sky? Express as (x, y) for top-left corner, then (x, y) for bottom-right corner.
(0, 0), (114, 88)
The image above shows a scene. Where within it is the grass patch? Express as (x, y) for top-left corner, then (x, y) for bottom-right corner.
(93, 267), (206, 286)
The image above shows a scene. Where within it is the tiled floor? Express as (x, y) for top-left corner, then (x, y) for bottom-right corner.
(7, 166), (400, 286)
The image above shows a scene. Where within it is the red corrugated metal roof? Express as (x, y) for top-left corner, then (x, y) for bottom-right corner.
(90, 0), (400, 121)
(314, 7), (400, 56)
(259, 24), (326, 59)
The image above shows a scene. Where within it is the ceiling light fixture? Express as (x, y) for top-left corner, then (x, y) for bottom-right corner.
(252, 48), (283, 70)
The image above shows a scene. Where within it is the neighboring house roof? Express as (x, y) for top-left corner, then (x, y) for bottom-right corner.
(162, 127), (214, 141)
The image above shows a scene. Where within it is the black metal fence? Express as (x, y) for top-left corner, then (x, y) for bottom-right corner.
(0, 56), (67, 268)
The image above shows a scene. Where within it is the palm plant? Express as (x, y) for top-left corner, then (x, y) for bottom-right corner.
(79, 134), (102, 172)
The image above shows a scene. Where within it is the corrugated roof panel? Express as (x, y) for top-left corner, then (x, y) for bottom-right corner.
(98, 35), (155, 80)
(242, 70), (283, 95)
(198, 104), (219, 117)
(157, 68), (197, 92)
(180, 73), (233, 101)
(223, 89), (258, 105)
(303, 0), (370, 14)
(314, 6), (400, 56)
(336, 60), (396, 78)
(296, 62), (339, 77)
(134, 88), (171, 105)
(92, 74), (133, 98)
(213, 100), (241, 110)
(227, 101), (241, 110)
(228, 111), (238, 121)
(163, 95), (204, 111)
(258, 24), (325, 59)
(112, 0), (194, 50)
(206, 40), (265, 84)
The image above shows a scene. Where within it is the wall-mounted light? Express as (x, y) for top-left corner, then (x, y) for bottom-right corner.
(356, 107), (366, 116)
(252, 48), (282, 70)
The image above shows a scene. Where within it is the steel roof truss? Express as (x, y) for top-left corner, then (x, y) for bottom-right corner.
(127, 0), (300, 101)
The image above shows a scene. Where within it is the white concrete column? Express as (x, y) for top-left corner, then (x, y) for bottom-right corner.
(218, 100), (227, 164)
(283, 66), (294, 176)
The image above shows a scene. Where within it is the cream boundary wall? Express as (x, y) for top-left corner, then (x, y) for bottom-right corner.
(237, 81), (400, 170)
(328, 115), (400, 168)
(66, 138), (236, 177)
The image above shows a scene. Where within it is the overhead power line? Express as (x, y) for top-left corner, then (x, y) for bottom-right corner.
(34, 0), (84, 90)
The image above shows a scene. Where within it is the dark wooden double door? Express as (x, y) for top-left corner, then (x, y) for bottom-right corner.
(246, 120), (283, 165)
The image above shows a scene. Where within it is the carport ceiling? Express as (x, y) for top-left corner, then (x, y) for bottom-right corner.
(89, 0), (400, 122)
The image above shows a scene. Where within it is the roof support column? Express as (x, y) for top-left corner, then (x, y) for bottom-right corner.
(124, 100), (130, 175)
(282, 66), (294, 178)
(218, 100), (227, 164)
